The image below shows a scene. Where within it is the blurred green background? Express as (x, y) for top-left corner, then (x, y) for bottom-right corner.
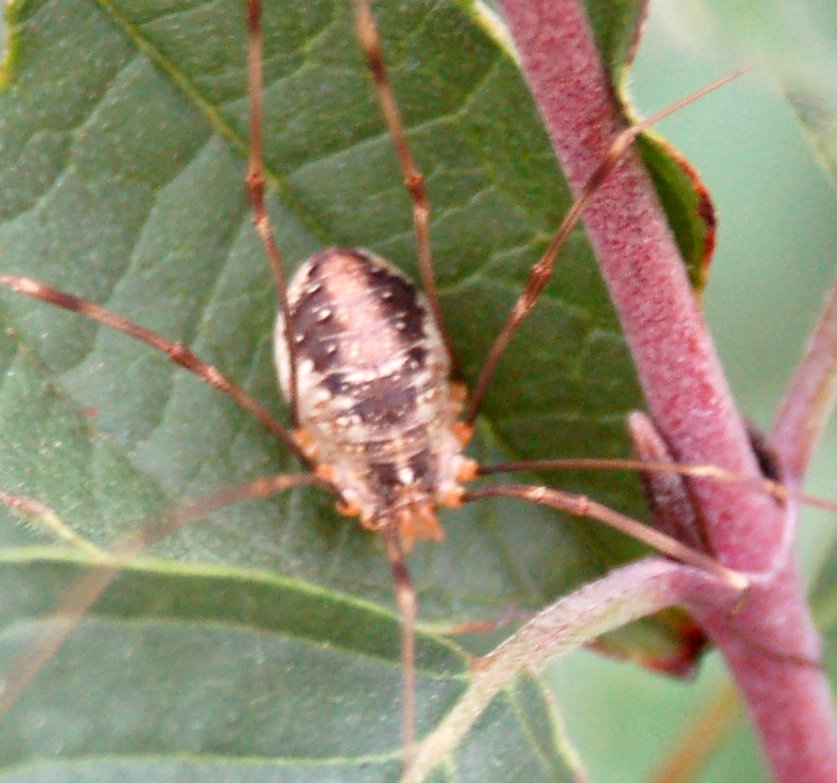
(547, 1), (836, 781)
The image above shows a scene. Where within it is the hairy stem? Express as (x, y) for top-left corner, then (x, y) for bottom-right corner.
(405, 559), (737, 783)
(497, 0), (778, 568)
(496, 1), (836, 780)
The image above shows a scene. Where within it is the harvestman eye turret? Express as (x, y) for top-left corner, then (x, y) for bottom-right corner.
(0, 0), (798, 777)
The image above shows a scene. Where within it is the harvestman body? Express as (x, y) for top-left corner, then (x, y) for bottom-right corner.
(0, 0), (781, 776)
(275, 248), (476, 546)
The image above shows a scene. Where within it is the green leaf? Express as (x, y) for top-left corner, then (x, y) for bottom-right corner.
(0, 552), (579, 781)
(0, 0), (720, 778)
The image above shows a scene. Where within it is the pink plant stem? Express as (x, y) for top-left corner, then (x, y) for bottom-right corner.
(497, 0), (778, 567)
(496, 1), (837, 780)
(772, 278), (837, 482)
(691, 555), (837, 782)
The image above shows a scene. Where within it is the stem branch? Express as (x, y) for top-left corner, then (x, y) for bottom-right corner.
(496, 2), (837, 780)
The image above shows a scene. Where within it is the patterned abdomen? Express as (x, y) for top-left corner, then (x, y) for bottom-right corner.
(274, 248), (471, 543)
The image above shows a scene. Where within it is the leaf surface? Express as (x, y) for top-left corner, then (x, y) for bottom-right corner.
(0, 0), (717, 778)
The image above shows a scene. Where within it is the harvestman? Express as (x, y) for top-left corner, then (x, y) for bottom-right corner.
(0, 0), (813, 774)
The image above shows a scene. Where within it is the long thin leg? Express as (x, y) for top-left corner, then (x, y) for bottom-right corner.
(381, 521), (417, 772)
(0, 275), (311, 468)
(465, 68), (748, 424)
(245, 0), (299, 423)
(466, 484), (824, 671)
(0, 471), (335, 719)
(464, 483), (748, 589)
(0, 489), (105, 557)
(348, 0), (457, 376)
(476, 457), (837, 513)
